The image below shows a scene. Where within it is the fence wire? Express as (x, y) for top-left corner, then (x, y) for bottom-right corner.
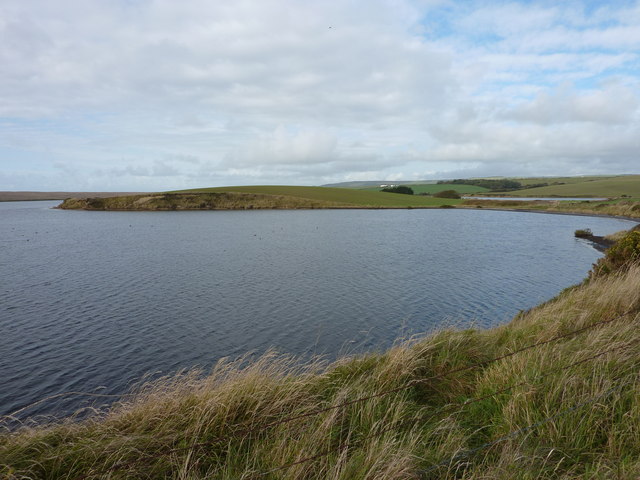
(419, 368), (639, 478)
(66, 307), (636, 478)
(140, 308), (637, 456)
(259, 337), (640, 477)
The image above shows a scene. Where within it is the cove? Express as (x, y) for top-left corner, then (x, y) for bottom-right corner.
(0, 201), (635, 421)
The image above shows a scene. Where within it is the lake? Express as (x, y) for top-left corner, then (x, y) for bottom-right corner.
(0, 201), (636, 422)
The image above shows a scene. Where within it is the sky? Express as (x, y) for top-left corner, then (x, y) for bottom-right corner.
(1, 0), (639, 191)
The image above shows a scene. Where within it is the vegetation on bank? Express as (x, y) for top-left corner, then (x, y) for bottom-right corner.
(574, 228), (593, 238)
(362, 183), (491, 195)
(437, 178), (523, 191)
(176, 185), (463, 207)
(2, 228), (640, 479)
(380, 185), (414, 195)
(462, 198), (640, 219)
(432, 190), (461, 199)
(57, 192), (352, 211)
(58, 186), (462, 210)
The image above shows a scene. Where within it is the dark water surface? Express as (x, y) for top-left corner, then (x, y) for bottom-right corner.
(1, 201), (635, 421)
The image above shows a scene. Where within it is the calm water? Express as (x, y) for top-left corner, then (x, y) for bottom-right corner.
(0, 201), (635, 422)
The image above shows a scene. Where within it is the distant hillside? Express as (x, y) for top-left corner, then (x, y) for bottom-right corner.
(505, 175), (640, 198)
(322, 180), (438, 188)
(513, 175), (619, 186)
(325, 175), (638, 197)
(0, 191), (146, 202)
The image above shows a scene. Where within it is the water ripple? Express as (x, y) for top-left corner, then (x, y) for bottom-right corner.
(0, 202), (636, 420)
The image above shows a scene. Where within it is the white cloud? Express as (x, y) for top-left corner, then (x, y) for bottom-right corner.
(507, 83), (640, 124)
(224, 126), (338, 166)
(0, 0), (639, 190)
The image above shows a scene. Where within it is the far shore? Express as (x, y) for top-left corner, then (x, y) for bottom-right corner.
(456, 205), (640, 223)
(0, 191), (147, 202)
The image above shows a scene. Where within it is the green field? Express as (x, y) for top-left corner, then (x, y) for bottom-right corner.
(361, 183), (490, 194)
(513, 175), (618, 186)
(176, 185), (462, 207)
(507, 175), (640, 198)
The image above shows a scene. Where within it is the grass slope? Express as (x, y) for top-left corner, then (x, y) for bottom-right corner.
(2, 232), (640, 479)
(513, 175), (617, 186)
(176, 185), (462, 207)
(505, 175), (640, 198)
(0, 192), (146, 202)
(462, 198), (640, 219)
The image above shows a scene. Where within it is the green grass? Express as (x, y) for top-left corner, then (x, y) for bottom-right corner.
(2, 232), (640, 479)
(461, 198), (640, 219)
(58, 192), (349, 210)
(174, 185), (462, 207)
(504, 175), (640, 197)
(360, 183), (491, 194)
(513, 175), (618, 187)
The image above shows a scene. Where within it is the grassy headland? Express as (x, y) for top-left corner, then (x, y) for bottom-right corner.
(58, 191), (352, 210)
(175, 185), (463, 207)
(58, 186), (462, 210)
(2, 230), (640, 479)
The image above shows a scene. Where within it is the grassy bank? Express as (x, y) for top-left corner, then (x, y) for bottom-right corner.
(2, 232), (640, 479)
(57, 192), (352, 210)
(59, 187), (462, 210)
(175, 186), (462, 208)
(462, 198), (640, 219)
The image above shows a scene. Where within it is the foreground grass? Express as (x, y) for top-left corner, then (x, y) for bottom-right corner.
(2, 236), (640, 479)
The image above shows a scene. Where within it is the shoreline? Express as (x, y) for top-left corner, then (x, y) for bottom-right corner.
(456, 205), (640, 223)
(53, 199), (640, 224)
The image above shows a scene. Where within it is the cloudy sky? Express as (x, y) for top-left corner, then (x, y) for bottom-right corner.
(1, 0), (639, 191)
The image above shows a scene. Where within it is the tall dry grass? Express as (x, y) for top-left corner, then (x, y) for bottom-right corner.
(2, 240), (640, 479)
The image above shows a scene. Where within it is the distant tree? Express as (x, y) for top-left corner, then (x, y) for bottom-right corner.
(381, 185), (414, 195)
(433, 190), (461, 199)
(437, 179), (522, 191)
